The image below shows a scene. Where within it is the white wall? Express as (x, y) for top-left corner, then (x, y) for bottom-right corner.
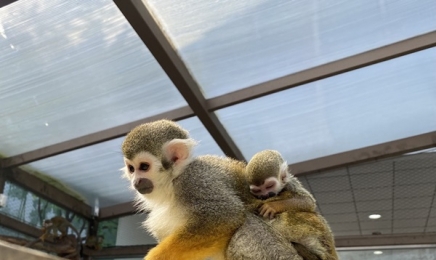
(115, 213), (156, 246)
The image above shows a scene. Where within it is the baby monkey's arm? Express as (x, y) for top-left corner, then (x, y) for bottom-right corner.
(259, 193), (316, 219)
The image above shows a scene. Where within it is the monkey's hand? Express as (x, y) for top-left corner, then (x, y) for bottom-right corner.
(259, 201), (283, 219)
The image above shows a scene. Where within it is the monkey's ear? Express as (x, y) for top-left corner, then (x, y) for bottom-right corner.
(279, 161), (289, 183)
(162, 138), (197, 166)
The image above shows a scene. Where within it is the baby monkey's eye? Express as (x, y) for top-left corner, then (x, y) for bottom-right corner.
(139, 163), (150, 171)
(128, 165), (134, 173)
(251, 188), (261, 193)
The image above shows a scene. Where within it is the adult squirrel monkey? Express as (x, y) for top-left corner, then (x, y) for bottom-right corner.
(40, 216), (80, 242)
(121, 120), (302, 260)
(245, 150), (339, 260)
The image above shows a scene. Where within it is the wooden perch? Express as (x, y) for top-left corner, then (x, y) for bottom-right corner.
(0, 235), (79, 260)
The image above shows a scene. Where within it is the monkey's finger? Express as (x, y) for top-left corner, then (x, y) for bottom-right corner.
(259, 206), (267, 216)
(263, 209), (273, 219)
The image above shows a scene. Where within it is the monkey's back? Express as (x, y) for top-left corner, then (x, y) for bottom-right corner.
(173, 155), (249, 229)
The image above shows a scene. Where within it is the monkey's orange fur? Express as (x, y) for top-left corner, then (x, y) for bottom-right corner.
(144, 230), (229, 260)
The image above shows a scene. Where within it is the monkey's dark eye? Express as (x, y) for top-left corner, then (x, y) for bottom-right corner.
(139, 163), (150, 171)
(128, 165), (134, 173)
(251, 188), (261, 194)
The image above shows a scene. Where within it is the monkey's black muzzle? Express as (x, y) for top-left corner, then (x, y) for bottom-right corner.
(134, 178), (154, 194)
(258, 192), (276, 200)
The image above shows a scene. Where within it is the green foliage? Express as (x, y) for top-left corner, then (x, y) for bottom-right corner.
(1, 181), (87, 238)
(98, 218), (119, 247)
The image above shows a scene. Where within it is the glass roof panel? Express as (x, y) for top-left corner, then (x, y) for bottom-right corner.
(0, 0), (186, 157)
(24, 117), (222, 208)
(216, 48), (436, 164)
(177, 117), (224, 157)
(144, 0), (436, 98)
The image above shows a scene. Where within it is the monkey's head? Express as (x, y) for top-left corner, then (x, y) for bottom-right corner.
(245, 150), (290, 200)
(121, 119), (196, 196)
(43, 219), (53, 227)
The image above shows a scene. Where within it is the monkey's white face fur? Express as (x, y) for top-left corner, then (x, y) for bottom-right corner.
(249, 161), (290, 199)
(121, 138), (196, 240)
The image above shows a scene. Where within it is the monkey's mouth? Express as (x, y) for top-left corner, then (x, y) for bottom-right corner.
(257, 192), (276, 200)
(134, 178), (154, 194)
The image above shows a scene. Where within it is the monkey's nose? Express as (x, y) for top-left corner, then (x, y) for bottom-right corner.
(268, 192), (276, 198)
(134, 178), (154, 194)
(259, 195), (269, 200)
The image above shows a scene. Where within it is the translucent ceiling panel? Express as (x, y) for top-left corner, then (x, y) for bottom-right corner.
(177, 117), (224, 156)
(24, 117), (222, 207)
(144, 0), (436, 98)
(0, 0), (186, 157)
(24, 137), (131, 208)
(216, 48), (436, 164)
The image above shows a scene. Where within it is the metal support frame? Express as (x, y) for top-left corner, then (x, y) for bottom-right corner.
(0, 168), (93, 219)
(1, 29), (436, 168)
(1, 107), (193, 168)
(0, 0), (18, 9)
(0, 213), (40, 238)
(207, 31), (436, 109)
(113, 0), (244, 161)
(98, 201), (138, 220)
(291, 131), (436, 176)
(335, 233), (436, 249)
(83, 244), (155, 258)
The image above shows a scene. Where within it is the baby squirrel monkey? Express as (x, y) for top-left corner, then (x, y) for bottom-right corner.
(121, 120), (302, 260)
(245, 150), (338, 260)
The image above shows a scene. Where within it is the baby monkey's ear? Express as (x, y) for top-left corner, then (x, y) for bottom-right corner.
(279, 161), (289, 183)
(162, 138), (197, 167)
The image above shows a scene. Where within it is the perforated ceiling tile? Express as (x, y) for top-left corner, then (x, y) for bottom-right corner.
(360, 220), (392, 230)
(426, 226), (436, 232)
(395, 168), (436, 185)
(332, 230), (361, 237)
(307, 168), (348, 178)
(353, 187), (393, 201)
(297, 178), (311, 192)
(394, 197), (433, 210)
(307, 176), (351, 192)
(394, 208), (431, 220)
(350, 171), (393, 189)
(348, 160), (393, 174)
(393, 227), (425, 234)
(356, 200), (392, 212)
(318, 202), (356, 215)
(395, 154), (436, 169)
(394, 184), (436, 198)
(329, 222), (360, 232)
(323, 213), (358, 224)
(394, 218), (427, 228)
(313, 190), (354, 204)
(427, 217), (436, 226)
(361, 229), (392, 235)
